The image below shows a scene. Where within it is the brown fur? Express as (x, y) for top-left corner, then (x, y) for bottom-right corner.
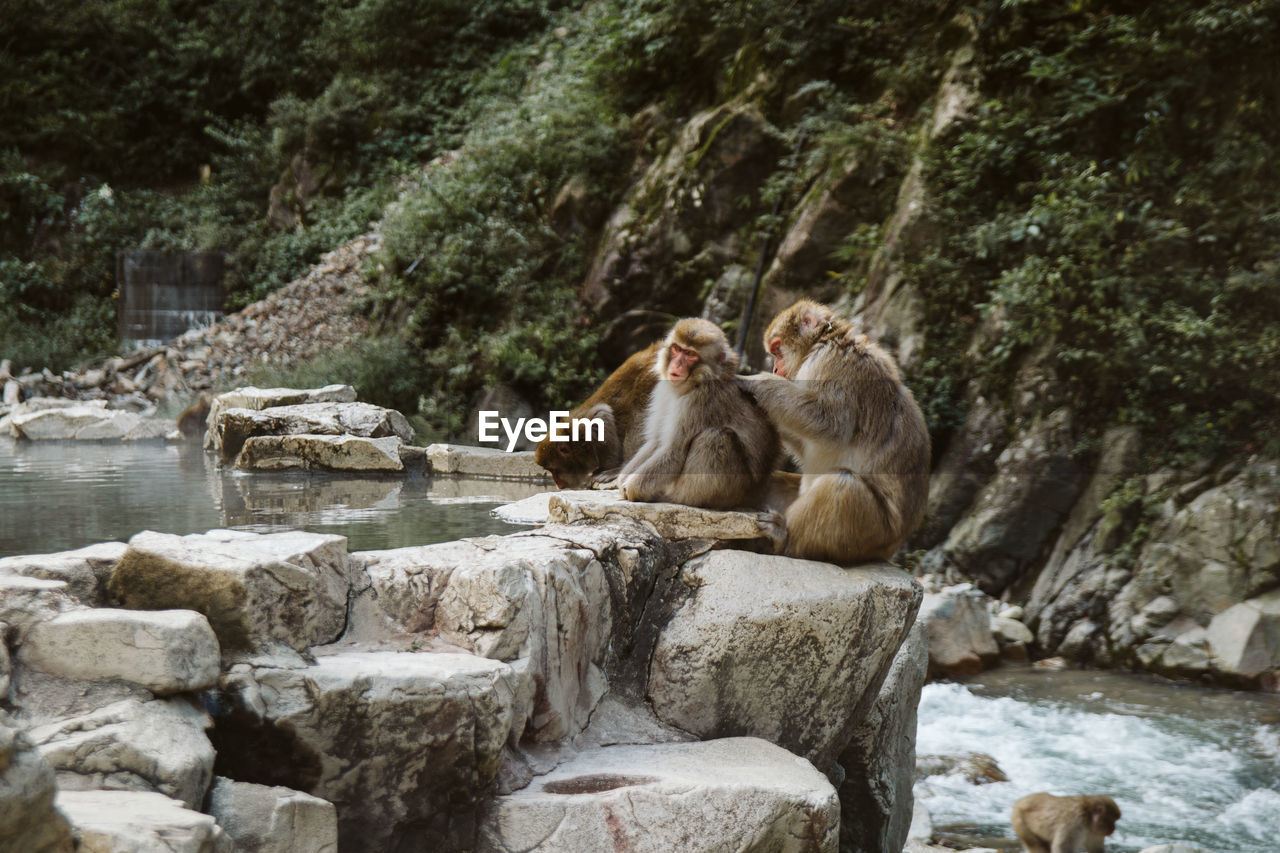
(177, 392), (212, 439)
(1011, 793), (1121, 853)
(618, 319), (779, 510)
(742, 300), (930, 564)
(535, 341), (661, 488)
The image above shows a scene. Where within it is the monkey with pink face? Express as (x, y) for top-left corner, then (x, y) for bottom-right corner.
(740, 300), (931, 564)
(618, 318), (779, 510)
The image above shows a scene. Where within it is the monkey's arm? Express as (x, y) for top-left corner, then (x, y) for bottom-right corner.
(737, 375), (855, 444)
(619, 444), (683, 502)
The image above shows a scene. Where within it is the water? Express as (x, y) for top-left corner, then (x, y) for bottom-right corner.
(916, 666), (1280, 853)
(0, 437), (538, 558)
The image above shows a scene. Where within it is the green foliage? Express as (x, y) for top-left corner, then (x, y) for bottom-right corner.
(244, 335), (424, 416)
(907, 0), (1280, 454)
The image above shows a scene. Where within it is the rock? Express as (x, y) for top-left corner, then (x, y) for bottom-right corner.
(923, 408), (1084, 595)
(209, 401), (413, 464)
(426, 443), (551, 481)
(0, 575), (75, 643)
(918, 585), (1001, 677)
(30, 697), (215, 808)
(839, 616), (929, 853)
(549, 493), (767, 543)
(647, 551), (922, 770)
(1109, 460), (1280, 665)
(208, 384), (357, 415)
(18, 609), (220, 694)
(492, 489), (614, 525)
(1205, 590), (1280, 687)
(916, 752), (1009, 784)
(210, 650), (518, 852)
(235, 434), (404, 472)
(0, 542), (125, 605)
(0, 640), (8, 696)
(993, 615), (1035, 648)
(206, 777), (338, 853)
(0, 711), (74, 853)
(353, 533), (613, 742)
(109, 529), (353, 653)
(478, 738), (839, 853)
(57, 789), (230, 853)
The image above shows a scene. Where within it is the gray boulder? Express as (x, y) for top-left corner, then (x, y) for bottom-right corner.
(647, 551), (922, 771)
(30, 697), (215, 808)
(211, 650), (518, 852)
(479, 737), (839, 852)
(206, 777), (338, 853)
(918, 584), (1000, 677)
(19, 608), (219, 694)
(109, 529), (353, 654)
(56, 789), (231, 853)
(235, 433), (404, 472)
(0, 711), (74, 853)
(0, 541), (125, 605)
(209, 401), (412, 464)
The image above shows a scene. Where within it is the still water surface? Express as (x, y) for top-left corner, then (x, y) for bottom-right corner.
(917, 666), (1280, 853)
(0, 437), (533, 558)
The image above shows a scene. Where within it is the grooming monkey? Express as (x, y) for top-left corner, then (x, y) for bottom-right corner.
(739, 300), (930, 564)
(1011, 793), (1121, 853)
(535, 341), (661, 488)
(618, 318), (778, 510)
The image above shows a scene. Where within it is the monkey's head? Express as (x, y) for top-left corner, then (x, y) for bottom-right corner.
(1088, 797), (1121, 835)
(763, 300), (840, 379)
(658, 318), (735, 390)
(535, 439), (595, 489)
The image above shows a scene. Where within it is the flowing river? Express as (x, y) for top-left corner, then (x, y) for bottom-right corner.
(916, 666), (1280, 852)
(0, 437), (530, 558)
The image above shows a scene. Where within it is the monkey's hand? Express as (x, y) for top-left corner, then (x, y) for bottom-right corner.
(756, 510), (788, 556)
(588, 468), (621, 490)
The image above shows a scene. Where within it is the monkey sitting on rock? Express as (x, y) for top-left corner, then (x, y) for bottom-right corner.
(1011, 792), (1121, 853)
(738, 300), (931, 565)
(617, 318), (779, 510)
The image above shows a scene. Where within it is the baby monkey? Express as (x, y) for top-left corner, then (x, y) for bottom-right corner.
(618, 318), (778, 510)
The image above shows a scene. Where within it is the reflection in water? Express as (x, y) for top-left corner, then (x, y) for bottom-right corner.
(917, 666), (1280, 853)
(0, 437), (528, 557)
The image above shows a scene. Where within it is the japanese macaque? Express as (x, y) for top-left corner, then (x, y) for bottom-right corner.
(177, 392), (212, 439)
(738, 300), (930, 564)
(1011, 793), (1121, 853)
(535, 341), (660, 489)
(618, 318), (778, 510)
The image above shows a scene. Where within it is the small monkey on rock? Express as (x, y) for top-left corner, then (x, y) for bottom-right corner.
(1011, 792), (1121, 853)
(739, 300), (930, 564)
(618, 318), (778, 510)
(535, 340), (660, 488)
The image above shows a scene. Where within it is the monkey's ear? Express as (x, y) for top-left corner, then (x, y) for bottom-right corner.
(798, 305), (828, 335)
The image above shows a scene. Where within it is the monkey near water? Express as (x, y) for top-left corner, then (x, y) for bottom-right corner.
(742, 300), (930, 564)
(534, 341), (660, 488)
(618, 318), (778, 510)
(1011, 792), (1121, 853)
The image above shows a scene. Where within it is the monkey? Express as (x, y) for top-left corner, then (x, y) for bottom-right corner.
(177, 391), (212, 439)
(736, 300), (930, 564)
(617, 318), (778, 510)
(1011, 793), (1121, 853)
(535, 341), (661, 489)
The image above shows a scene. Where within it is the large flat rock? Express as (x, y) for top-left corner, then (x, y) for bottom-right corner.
(235, 433), (404, 472)
(492, 489), (617, 525)
(109, 529), (353, 653)
(212, 650), (518, 853)
(56, 789), (230, 853)
(19, 608), (220, 694)
(0, 541), (125, 606)
(206, 777), (338, 853)
(479, 737), (839, 852)
(9, 405), (175, 442)
(427, 443), (551, 481)
(30, 697), (215, 808)
(548, 493), (767, 542)
(648, 551), (922, 770)
(209, 401), (413, 464)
